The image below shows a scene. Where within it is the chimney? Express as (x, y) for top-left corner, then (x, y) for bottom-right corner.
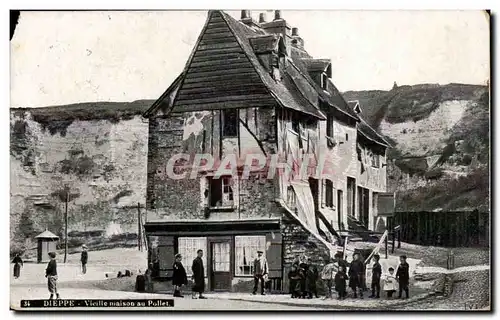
(259, 13), (266, 23)
(274, 10), (282, 21)
(241, 10), (251, 20)
(241, 10), (259, 27)
(291, 27), (304, 49)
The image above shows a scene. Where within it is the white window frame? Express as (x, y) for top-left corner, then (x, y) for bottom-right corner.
(177, 237), (208, 276)
(371, 153), (380, 168)
(209, 176), (235, 209)
(234, 235), (266, 276)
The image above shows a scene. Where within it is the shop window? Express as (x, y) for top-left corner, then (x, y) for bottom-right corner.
(209, 176), (234, 208)
(177, 237), (208, 276)
(234, 235), (266, 276)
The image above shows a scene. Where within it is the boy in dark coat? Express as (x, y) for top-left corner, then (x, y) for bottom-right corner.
(81, 245), (88, 274)
(298, 259), (309, 298)
(396, 255), (410, 299)
(306, 258), (319, 298)
(45, 252), (60, 300)
(348, 252), (365, 298)
(172, 253), (188, 297)
(369, 254), (382, 298)
(334, 265), (348, 300)
(191, 249), (206, 299)
(12, 253), (23, 279)
(288, 264), (301, 298)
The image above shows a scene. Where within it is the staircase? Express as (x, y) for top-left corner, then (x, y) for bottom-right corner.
(347, 215), (380, 243)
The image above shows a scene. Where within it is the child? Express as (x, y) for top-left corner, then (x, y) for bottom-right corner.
(334, 265), (348, 300)
(45, 252), (60, 300)
(320, 257), (335, 299)
(396, 255), (410, 299)
(306, 258), (319, 299)
(369, 254), (382, 298)
(288, 264), (301, 298)
(382, 267), (398, 298)
(172, 254), (188, 297)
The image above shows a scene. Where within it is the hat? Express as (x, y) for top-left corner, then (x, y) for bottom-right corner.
(175, 253), (182, 259)
(82, 244), (87, 248)
(257, 250), (264, 254)
(48, 252), (56, 258)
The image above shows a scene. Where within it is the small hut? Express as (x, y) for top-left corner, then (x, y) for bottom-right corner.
(35, 230), (59, 263)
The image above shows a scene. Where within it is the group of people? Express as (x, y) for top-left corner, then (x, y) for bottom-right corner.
(291, 252), (410, 301)
(11, 245), (89, 300)
(170, 249), (207, 299)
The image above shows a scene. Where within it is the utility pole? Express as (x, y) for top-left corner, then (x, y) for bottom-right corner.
(137, 202), (142, 252)
(64, 190), (69, 263)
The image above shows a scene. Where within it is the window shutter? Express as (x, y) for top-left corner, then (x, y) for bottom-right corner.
(157, 236), (175, 278)
(265, 232), (282, 278)
(321, 180), (326, 208)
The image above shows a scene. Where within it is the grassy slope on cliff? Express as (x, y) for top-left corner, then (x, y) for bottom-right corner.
(11, 99), (154, 136)
(343, 83), (489, 212)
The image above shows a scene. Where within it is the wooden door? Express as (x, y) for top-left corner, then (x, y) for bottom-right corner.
(209, 240), (231, 291)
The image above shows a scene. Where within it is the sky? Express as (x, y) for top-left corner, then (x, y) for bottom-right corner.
(10, 10), (490, 108)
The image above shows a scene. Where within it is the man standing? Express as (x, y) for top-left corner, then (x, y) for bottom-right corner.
(252, 250), (268, 295)
(81, 245), (88, 274)
(46, 252), (60, 300)
(192, 249), (206, 299)
(348, 252), (365, 298)
(369, 254), (382, 298)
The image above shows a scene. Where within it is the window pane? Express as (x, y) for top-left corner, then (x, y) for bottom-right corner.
(234, 236), (266, 276)
(213, 242), (230, 272)
(177, 237), (207, 276)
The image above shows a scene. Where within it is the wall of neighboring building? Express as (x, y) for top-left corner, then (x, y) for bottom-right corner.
(317, 117), (358, 231)
(356, 143), (388, 229)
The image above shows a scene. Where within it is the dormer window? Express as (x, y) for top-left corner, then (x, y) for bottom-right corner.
(321, 73), (328, 90)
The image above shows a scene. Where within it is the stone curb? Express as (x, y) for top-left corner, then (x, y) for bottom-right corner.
(209, 292), (432, 310)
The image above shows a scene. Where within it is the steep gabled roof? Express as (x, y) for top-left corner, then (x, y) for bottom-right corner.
(146, 10), (325, 119)
(358, 119), (391, 148)
(249, 34), (280, 53)
(143, 73), (184, 117)
(301, 58), (332, 78)
(291, 56), (359, 121)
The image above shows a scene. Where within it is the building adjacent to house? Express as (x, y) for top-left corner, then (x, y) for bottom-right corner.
(142, 10), (393, 292)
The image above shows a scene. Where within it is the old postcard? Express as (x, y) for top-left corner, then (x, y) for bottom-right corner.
(9, 9), (490, 311)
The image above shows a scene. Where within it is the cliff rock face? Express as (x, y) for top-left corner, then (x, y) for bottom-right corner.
(343, 83), (489, 212)
(10, 83), (490, 244)
(10, 101), (152, 243)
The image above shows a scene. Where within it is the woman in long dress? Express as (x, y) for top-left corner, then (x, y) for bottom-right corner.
(12, 253), (23, 279)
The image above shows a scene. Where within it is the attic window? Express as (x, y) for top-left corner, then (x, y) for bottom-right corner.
(321, 73), (328, 90)
(222, 109), (238, 137)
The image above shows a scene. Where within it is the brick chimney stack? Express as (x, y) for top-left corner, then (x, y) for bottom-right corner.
(241, 10), (251, 20)
(291, 27), (304, 49)
(274, 10), (282, 21)
(259, 13), (266, 23)
(260, 10), (292, 55)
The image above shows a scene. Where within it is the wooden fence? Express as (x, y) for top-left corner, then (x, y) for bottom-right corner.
(387, 211), (489, 248)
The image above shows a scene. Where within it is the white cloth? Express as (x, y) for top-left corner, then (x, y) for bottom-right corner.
(382, 274), (399, 291)
(292, 181), (318, 234)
